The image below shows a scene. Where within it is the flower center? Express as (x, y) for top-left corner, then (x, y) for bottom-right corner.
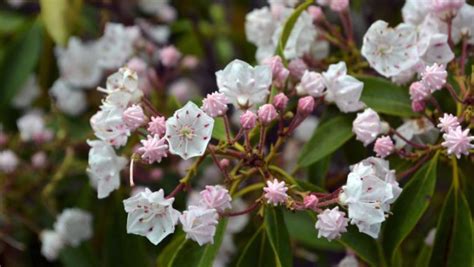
(179, 125), (195, 140)
(377, 43), (392, 56)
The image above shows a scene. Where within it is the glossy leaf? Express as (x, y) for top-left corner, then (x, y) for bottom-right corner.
(167, 219), (228, 267)
(428, 189), (473, 267)
(0, 21), (42, 109)
(264, 207), (293, 267)
(39, 0), (82, 45)
(298, 115), (354, 167)
(382, 154), (439, 263)
(358, 76), (415, 117)
(339, 226), (384, 267)
(236, 226), (276, 267)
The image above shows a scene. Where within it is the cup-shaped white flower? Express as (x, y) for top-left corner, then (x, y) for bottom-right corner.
(352, 108), (382, 146)
(54, 208), (93, 247)
(200, 185), (232, 213)
(361, 20), (419, 77)
(180, 205), (219, 246)
(90, 105), (130, 148)
(216, 59), (272, 109)
(339, 157), (401, 238)
(87, 140), (127, 199)
(96, 23), (140, 69)
(123, 188), (180, 245)
(165, 102), (214, 160)
(315, 207), (348, 241)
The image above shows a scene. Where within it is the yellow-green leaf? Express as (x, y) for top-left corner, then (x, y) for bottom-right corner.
(40, 0), (82, 45)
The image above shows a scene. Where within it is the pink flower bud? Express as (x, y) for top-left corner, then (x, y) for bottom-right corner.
(202, 92), (229, 117)
(288, 59), (308, 80)
(304, 194), (319, 210)
(138, 135), (168, 164)
(159, 45), (182, 67)
(263, 56), (289, 87)
(240, 110), (257, 129)
(315, 207), (348, 241)
(182, 55), (199, 69)
(263, 179), (288, 206)
(441, 126), (473, 159)
(258, 104), (278, 125)
(219, 158), (230, 169)
(297, 96), (315, 116)
(126, 57), (147, 73)
(149, 168), (164, 181)
(330, 0), (349, 12)
(0, 132), (8, 147)
(411, 100), (426, 112)
(421, 63), (447, 92)
(200, 185), (232, 212)
(409, 81), (430, 101)
(437, 113), (460, 133)
(374, 136), (394, 158)
(148, 116), (166, 137)
(0, 150), (18, 173)
(308, 6), (324, 21)
(273, 93), (289, 111)
(31, 151), (48, 169)
(123, 105), (146, 130)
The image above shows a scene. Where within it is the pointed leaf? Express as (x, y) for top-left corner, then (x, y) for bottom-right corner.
(39, 0), (82, 45)
(264, 207), (293, 267)
(338, 226), (384, 267)
(236, 226), (276, 267)
(298, 115), (354, 167)
(382, 154), (439, 263)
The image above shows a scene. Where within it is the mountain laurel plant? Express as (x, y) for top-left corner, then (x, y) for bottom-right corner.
(0, 0), (472, 266)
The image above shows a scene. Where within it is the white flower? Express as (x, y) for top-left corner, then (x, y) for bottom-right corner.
(216, 59), (272, 109)
(273, 10), (317, 60)
(12, 75), (40, 109)
(315, 207), (348, 241)
(200, 185), (232, 213)
(451, 4), (474, 45)
(99, 67), (143, 106)
(180, 205), (219, 246)
(402, 0), (430, 25)
(90, 105), (130, 148)
(87, 140), (127, 199)
(16, 111), (51, 142)
(50, 80), (88, 116)
(165, 102), (214, 160)
(296, 70), (326, 97)
(0, 150), (19, 173)
(123, 188), (180, 245)
(416, 16), (454, 65)
(55, 37), (103, 88)
(96, 23), (140, 69)
(268, 0), (299, 7)
(393, 118), (439, 149)
(339, 157), (401, 238)
(294, 116), (319, 142)
(352, 108), (382, 146)
(322, 62), (365, 113)
(362, 20), (419, 77)
(245, 7), (277, 48)
(40, 230), (65, 261)
(54, 208), (93, 247)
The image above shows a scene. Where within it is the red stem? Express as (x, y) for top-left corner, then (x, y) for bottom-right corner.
(220, 201), (260, 217)
(166, 183), (185, 199)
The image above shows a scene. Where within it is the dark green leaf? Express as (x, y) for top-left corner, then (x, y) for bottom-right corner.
(236, 226), (276, 267)
(339, 226), (384, 267)
(39, 0), (82, 45)
(212, 117), (226, 141)
(156, 232), (186, 267)
(415, 245), (432, 267)
(60, 243), (97, 267)
(264, 207), (292, 267)
(298, 115), (354, 167)
(382, 153), (439, 263)
(429, 189), (473, 267)
(358, 76), (415, 117)
(283, 211), (344, 251)
(167, 219), (228, 267)
(0, 21), (42, 109)
(0, 11), (27, 34)
(308, 155), (331, 188)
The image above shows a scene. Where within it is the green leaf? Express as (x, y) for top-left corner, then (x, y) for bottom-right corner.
(358, 76), (415, 117)
(212, 117), (226, 141)
(264, 207), (293, 267)
(60, 243), (97, 267)
(0, 11), (27, 34)
(382, 153), (439, 263)
(39, 0), (82, 45)
(0, 21), (42, 109)
(414, 245), (432, 267)
(156, 232), (186, 267)
(167, 219), (228, 267)
(298, 115), (354, 167)
(429, 189), (473, 267)
(308, 155), (331, 188)
(283, 211), (344, 251)
(236, 226), (276, 267)
(339, 226), (384, 267)
(275, 0), (313, 60)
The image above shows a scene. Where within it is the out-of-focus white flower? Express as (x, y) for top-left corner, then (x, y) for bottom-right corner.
(337, 254), (359, 267)
(54, 208), (93, 247)
(268, 0), (299, 7)
(55, 37), (103, 88)
(352, 108), (382, 146)
(169, 78), (200, 104)
(180, 205), (219, 246)
(0, 150), (19, 173)
(393, 118), (439, 149)
(315, 207), (348, 241)
(362, 20), (419, 77)
(402, 0), (430, 25)
(227, 199), (249, 234)
(424, 228), (437, 246)
(322, 62), (365, 113)
(50, 79), (88, 116)
(123, 188), (180, 245)
(309, 40), (330, 60)
(99, 67), (143, 106)
(97, 23), (140, 69)
(87, 140), (127, 199)
(17, 111), (53, 142)
(245, 7), (277, 48)
(31, 151), (48, 169)
(294, 116), (319, 142)
(165, 102), (214, 160)
(12, 75), (40, 109)
(216, 59), (272, 109)
(339, 157), (401, 238)
(40, 230), (65, 261)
